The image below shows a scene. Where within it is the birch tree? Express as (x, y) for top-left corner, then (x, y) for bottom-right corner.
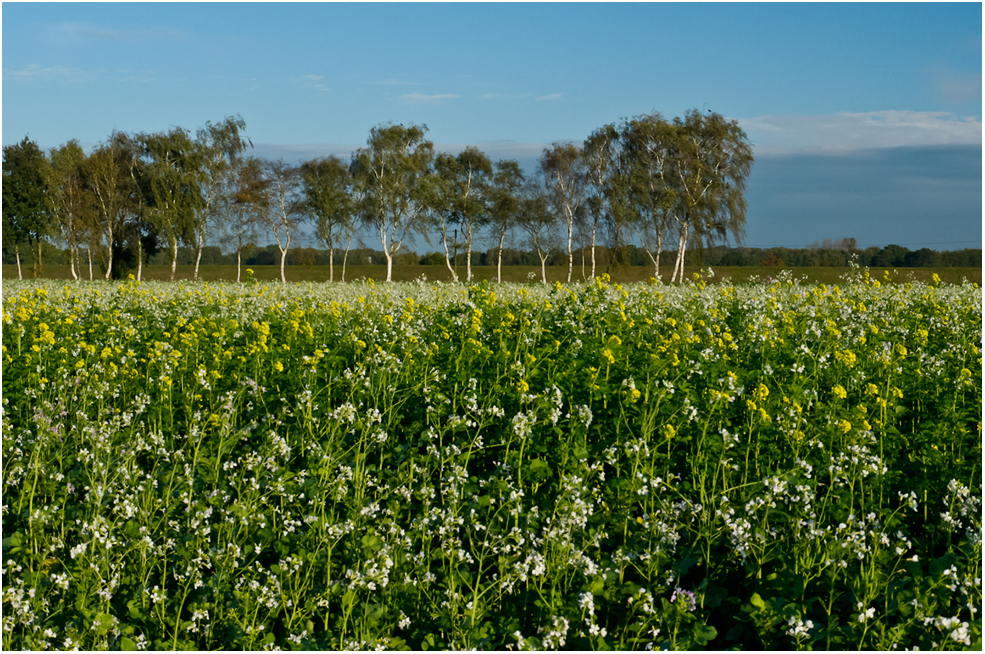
(140, 127), (203, 281)
(301, 156), (357, 283)
(540, 142), (586, 283)
(225, 157), (266, 283)
(667, 110), (753, 282)
(617, 112), (677, 281)
(516, 176), (557, 285)
(193, 116), (251, 280)
(582, 124), (620, 280)
(260, 159), (304, 284)
(488, 159), (524, 284)
(48, 140), (93, 280)
(350, 123), (433, 283)
(84, 134), (141, 280)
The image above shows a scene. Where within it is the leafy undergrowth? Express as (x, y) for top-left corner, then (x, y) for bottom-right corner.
(2, 271), (981, 650)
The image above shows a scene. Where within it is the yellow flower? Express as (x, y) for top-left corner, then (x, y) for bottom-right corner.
(273, 361), (284, 373)
(602, 349), (615, 365)
(832, 385), (847, 400)
(838, 419), (852, 434)
(662, 424), (676, 440)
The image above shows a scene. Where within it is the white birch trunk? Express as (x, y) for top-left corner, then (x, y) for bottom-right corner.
(104, 229), (114, 280)
(170, 238), (178, 282)
(566, 223), (574, 283)
(497, 231), (506, 284)
(70, 246), (78, 281)
(466, 225), (473, 283)
(193, 230), (204, 281)
(672, 227), (687, 283)
(441, 221), (458, 282)
(591, 227), (597, 279)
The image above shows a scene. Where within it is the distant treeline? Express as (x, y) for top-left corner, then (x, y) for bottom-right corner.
(8, 241), (980, 269)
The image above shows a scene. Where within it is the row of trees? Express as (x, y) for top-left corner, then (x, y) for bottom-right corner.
(9, 240), (979, 272)
(3, 110), (754, 283)
(3, 117), (252, 281)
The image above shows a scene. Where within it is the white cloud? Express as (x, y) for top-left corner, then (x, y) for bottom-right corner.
(739, 111), (982, 155)
(370, 78), (418, 86)
(401, 93), (459, 104)
(934, 70), (982, 104)
(3, 64), (90, 82)
(57, 22), (188, 42)
(536, 93), (562, 101)
(291, 75), (329, 92)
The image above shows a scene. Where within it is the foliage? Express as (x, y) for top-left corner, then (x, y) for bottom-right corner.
(2, 136), (53, 278)
(2, 273), (981, 650)
(350, 123), (434, 282)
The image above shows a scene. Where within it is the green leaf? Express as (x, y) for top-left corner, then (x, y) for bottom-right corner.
(693, 624), (718, 646)
(750, 592), (767, 611)
(121, 637), (137, 651)
(930, 553), (957, 579)
(127, 598), (146, 620)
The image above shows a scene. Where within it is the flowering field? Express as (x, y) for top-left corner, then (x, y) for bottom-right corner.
(2, 272), (981, 650)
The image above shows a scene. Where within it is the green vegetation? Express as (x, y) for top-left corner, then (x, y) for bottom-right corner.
(2, 273), (980, 649)
(4, 263), (981, 286)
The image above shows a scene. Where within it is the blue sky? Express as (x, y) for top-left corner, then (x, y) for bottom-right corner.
(3, 2), (981, 251)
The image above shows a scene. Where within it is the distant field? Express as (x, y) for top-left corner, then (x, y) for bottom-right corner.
(2, 264), (981, 285)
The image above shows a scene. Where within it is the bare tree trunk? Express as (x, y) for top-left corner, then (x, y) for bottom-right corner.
(104, 230), (114, 280)
(672, 226), (687, 283)
(591, 227), (597, 279)
(377, 223), (394, 283)
(236, 250), (242, 283)
(70, 246), (78, 280)
(566, 228), (573, 283)
(15, 247), (22, 280)
(465, 225), (474, 283)
(88, 247), (93, 280)
(497, 231), (506, 284)
(329, 246), (334, 283)
(35, 241), (42, 279)
(193, 230), (204, 281)
(441, 225), (458, 282)
(137, 238), (143, 281)
(170, 238), (178, 282)
(655, 232), (663, 281)
(540, 254), (548, 284)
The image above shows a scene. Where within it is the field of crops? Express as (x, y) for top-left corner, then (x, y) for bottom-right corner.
(2, 271), (981, 650)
